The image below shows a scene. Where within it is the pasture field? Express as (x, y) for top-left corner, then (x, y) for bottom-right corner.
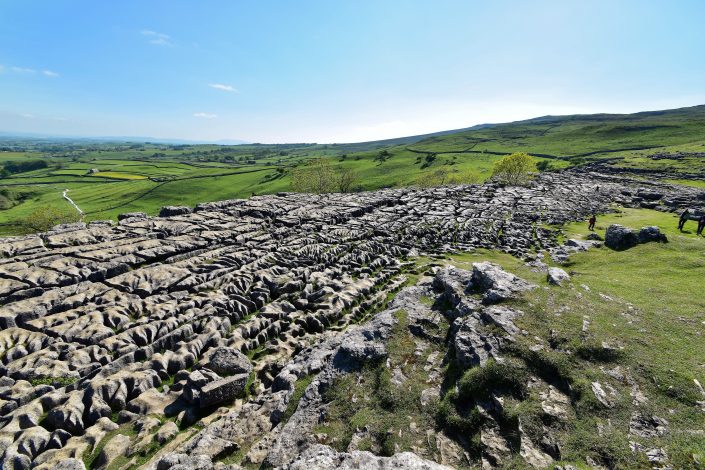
(2, 104), (705, 235)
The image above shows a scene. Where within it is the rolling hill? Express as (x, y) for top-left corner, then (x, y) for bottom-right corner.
(1, 104), (704, 234)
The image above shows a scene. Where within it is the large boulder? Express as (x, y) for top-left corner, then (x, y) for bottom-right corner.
(605, 224), (667, 250)
(182, 369), (221, 404)
(638, 226), (667, 244)
(205, 347), (252, 377)
(604, 224), (639, 251)
(198, 373), (249, 408)
(469, 262), (536, 304)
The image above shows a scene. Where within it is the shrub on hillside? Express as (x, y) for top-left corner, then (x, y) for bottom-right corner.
(416, 168), (481, 188)
(492, 152), (537, 186)
(290, 158), (337, 193)
(21, 206), (81, 233)
(290, 158), (360, 193)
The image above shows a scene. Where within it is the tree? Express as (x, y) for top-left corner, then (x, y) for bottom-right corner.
(446, 170), (483, 185)
(416, 168), (483, 187)
(416, 168), (449, 188)
(21, 206), (81, 233)
(491, 152), (537, 186)
(290, 158), (337, 193)
(374, 149), (391, 163)
(337, 167), (359, 193)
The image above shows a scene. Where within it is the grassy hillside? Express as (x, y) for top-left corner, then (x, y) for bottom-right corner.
(314, 208), (705, 469)
(408, 104), (705, 160)
(1, 104), (704, 234)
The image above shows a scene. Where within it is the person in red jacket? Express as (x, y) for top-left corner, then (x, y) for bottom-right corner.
(588, 214), (596, 231)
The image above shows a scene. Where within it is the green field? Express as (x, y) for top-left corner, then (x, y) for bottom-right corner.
(2, 104), (705, 235)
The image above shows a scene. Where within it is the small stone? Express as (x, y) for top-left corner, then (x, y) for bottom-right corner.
(547, 267), (570, 286)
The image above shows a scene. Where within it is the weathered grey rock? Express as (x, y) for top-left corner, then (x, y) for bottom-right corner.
(205, 347), (252, 377)
(198, 373), (249, 408)
(470, 262), (536, 304)
(53, 458), (86, 470)
(0, 168), (697, 467)
(547, 267), (570, 286)
(117, 211), (148, 221)
(183, 369), (221, 404)
(287, 444), (453, 470)
(604, 224), (639, 251)
(159, 206), (193, 217)
(94, 433), (131, 469)
(156, 421), (180, 445)
(638, 225), (667, 243)
(155, 453), (214, 470)
(629, 413), (669, 438)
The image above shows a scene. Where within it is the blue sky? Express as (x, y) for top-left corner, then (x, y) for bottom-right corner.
(1, 0), (704, 143)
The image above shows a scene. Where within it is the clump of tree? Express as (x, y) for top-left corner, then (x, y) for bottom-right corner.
(337, 167), (359, 193)
(21, 206), (81, 233)
(491, 152), (537, 186)
(416, 168), (482, 188)
(290, 158), (360, 193)
(2, 159), (48, 176)
(374, 149), (391, 164)
(420, 153), (437, 169)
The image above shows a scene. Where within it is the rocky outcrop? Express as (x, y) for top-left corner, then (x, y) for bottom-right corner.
(470, 261), (536, 304)
(605, 224), (667, 250)
(287, 444), (453, 470)
(0, 169), (691, 468)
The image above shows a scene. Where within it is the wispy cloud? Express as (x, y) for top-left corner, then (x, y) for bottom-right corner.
(2, 65), (58, 77)
(19, 113), (35, 119)
(141, 29), (173, 46)
(209, 83), (238, 92)
(11, 66), (36, 74)
(193, 112), (217, 119)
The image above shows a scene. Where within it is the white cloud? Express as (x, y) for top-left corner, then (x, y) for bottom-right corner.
(209, 83), (237, 92)
(20, 113), (35, 119)
(193, 112), (217, 119)
(42, 70), (59, 77)
(11, 66), (36, 74)
(141, 29), (173, 46)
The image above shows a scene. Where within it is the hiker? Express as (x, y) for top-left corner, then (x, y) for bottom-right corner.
(697, 213), (705, 236)
(588, 214), (596, 231)
(678, 209), (690, 231)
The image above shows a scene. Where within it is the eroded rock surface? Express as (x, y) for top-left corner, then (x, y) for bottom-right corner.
(0, 169), (696, 468)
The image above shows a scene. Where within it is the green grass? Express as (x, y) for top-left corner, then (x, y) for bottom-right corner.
(82, 422), (138, 469)
(314, 309), (447, 460)
(438, 208), (705, 468)
(281, 374), (315, 424)
(665, 178), (705, 189)
(3, 104), (705, 235)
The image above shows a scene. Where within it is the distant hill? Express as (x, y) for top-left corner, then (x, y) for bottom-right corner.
(404, 104), (705, 159)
